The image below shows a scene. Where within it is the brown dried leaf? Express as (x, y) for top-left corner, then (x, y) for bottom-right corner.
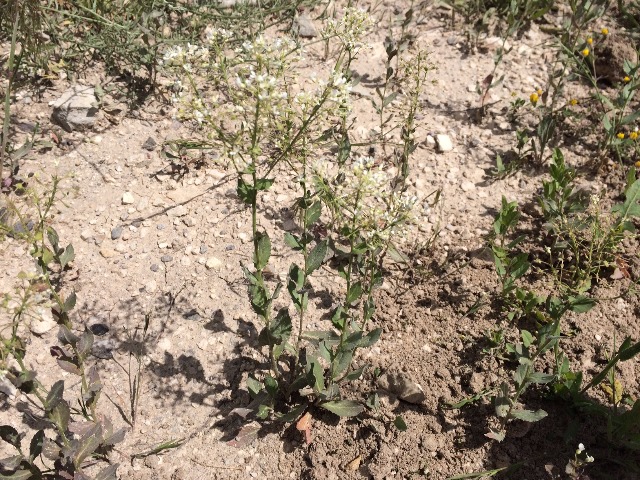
(295, 412), (312, 445)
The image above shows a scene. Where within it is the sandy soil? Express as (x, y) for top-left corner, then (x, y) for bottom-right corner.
(1, 1), (639, 479)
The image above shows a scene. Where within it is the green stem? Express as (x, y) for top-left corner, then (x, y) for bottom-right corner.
(1, 4), (20, 182)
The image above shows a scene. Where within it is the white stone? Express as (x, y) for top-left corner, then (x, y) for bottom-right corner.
(30, 307), (57, 335)
(205, 257), (223, 270)
(50, 85), (99, 131)
(122, 192), (135, 205)
(145, 280), (158, 293)
(167, 205), (188, 217)
(435, 134), (453, 153)
(460, 181), (475, 192)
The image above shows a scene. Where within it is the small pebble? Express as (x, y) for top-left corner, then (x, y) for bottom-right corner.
(150, 264), (160, 272)
(161, 255), (173, 263)
(111, 226), (123, 240)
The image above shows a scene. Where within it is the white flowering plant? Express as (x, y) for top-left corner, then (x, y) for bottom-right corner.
(163, 9), (429, 422)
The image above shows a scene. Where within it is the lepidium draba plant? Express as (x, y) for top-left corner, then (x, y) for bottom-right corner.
(163, 10), (417, 422)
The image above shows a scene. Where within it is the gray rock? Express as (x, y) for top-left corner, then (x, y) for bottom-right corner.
(50, 85), (99, 132)
(142, 137), (157, 151)
(111, 225), (123, 240)
(378, 372), (426, 404)
(161, 254), (173, 263)
(294, 14), (318, 38)
(150, 263), (160, 272)
(89, 323), (109, 336)
(199, 244), (208, 254)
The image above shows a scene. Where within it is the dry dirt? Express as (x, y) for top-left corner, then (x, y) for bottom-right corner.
(1, 2), (639, 480)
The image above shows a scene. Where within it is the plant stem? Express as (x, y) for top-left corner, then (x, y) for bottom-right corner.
(1, 4), (20, 183)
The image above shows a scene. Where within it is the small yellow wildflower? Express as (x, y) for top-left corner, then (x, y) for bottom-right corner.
(536, 87), (543, 96)
(582, 48), (590, 57)
(635, 160), (640, 168)
(587, 37), (593, 45)
(570, 98), (578, 106)
(624, 76), (631, 83)
(617, 132), (625, 139)
(630, 131), (638, 140)
(601, 28), (609, 36)
(530, 92), (539, 105)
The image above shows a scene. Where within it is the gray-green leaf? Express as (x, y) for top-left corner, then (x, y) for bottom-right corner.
(320, 400), (364, 417)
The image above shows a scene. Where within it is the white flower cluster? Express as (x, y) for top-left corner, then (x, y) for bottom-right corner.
(324, 8), (374, 53)
(316, 156), (416, 245)
(162, 43), (210, 72)
(576, 443), (594, 463)
(203, 25), (233, 45)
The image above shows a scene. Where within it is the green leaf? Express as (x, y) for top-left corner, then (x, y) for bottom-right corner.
(306, 240), (327, 275)
(320, 400), (364, 417)
(49, 401), (70, 432)
(237, 178), (257, 205)
(246, 377), (262, 398)
(284, 233), (302, 250)
(568, 295), (596, 313)
(346, 282), (363, 305)
(62, 291), (76, 313)
(59, 244), (74, 268)
(619, 338), (640, 361)
(612, 179), (640, 219)
(255, 231), (271, 270)
(77, 330), (94, 357)
(305, 201), (322, 226)
(29, 430), (44, 461)
(256, 178), (274, 191)
(332, 349), (353, 378)
(0, 470), (34, 480)
(510, 409), (548, 422)
(528, 372), (555, 384)
(342, 366), (365, 382)
(521, 330), (533, 348)
(0, 426), (20, 449)
(93, 464), (119, 480)
(359, 328), (381, 348)
(73, 423), (102, 466)
(382, 91), (399, 108)
(264, 376), (278, 398)
(275, 404), (307, 423)
(393, 415), (407, 431)
(301, 330), (340, 346)
(45, 380), (64, 411)
(0, 455), (23, 471)
(270, 308), (292, 343)
(307, 356), (325, 393)
(47, 227), (59, 251)
(365, 393), (379, 410)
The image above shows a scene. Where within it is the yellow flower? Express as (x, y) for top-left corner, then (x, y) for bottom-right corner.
(582, 48), (590, 57)
(601, 28), (609, 35)
(617, 132), (625, 139)
(530, 92), (539, 104)
(635, 160), (640, 168)
(570, 98), (578, 106)
(624, 76), (631, 83)
(536, 88), (543, 96)
(631, 131), (638, 140)
(587, 37), (593, 45)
